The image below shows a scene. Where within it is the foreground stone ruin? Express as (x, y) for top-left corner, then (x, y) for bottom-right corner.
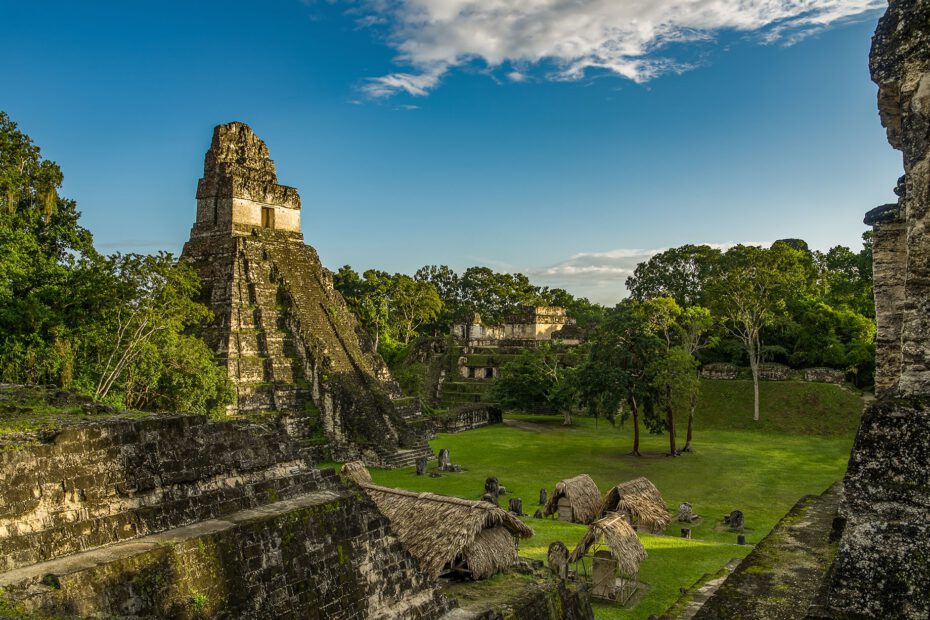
(0, 412), (451, 618)
(814, 1), (930, 616)
(0, 400), (593, 619)
(182, 122), (431, 467)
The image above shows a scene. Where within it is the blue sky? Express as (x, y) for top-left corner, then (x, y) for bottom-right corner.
(1, 1), (899, 304)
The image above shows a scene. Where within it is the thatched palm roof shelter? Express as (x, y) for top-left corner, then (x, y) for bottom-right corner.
(569, 512), (647, 603)
(340, 460), (372, 485)
(569, 513), (647, 568)
(543, 474), (602, 524)
(362, 484), (533, 579)
(600, 477), (671, 534)
(340, 463), (533, 580)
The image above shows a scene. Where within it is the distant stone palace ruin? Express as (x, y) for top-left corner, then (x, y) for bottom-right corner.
(452, 305), (581, 350)
(182, 122), (430, 467)
(448, 305), (580, 387)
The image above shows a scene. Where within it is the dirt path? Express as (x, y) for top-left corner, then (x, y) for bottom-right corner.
(502, 418), (549, 432)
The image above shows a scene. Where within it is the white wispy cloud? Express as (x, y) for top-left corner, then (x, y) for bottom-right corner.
(351, 0), (883, 97)
(533, 242), (770, 304)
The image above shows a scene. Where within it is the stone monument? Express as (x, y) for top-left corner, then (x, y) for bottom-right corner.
(182, 122), (431, 467)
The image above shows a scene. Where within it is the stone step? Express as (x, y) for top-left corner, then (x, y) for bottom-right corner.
(379, 445), (435, 469)
(691, 483), (843, 619)
(0, 490), (341, 589)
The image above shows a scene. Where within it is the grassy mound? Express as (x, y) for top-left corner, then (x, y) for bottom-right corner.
(695, 379), (863, 436)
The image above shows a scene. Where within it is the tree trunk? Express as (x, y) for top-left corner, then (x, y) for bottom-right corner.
(666, 383), (677, 456)
(749, 335), (760, 421)
(630, 397), (642, 457)
(683, 393), (696, 452)
(562, 408), (572, 426)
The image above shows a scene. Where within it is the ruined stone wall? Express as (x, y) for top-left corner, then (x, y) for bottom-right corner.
(814, 2), (930, 617)
(868, 1), (930, 398)
(0, 408), (452, 619)
(802, 367), (845, 385)
(5, 487), (451, 620)
(0, 415), (323, 572)
(428, 404), (503, 434)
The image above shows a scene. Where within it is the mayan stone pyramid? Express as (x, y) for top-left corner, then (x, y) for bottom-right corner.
(182, 122), (431, 467)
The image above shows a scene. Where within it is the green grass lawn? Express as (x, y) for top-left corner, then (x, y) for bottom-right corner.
(366, 379), (862, 619)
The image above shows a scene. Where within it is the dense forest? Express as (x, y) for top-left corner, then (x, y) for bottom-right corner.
(0, 112), (232, 414)
(0, 110), (874, 430)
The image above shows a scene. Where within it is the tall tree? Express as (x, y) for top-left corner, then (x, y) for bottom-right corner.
(678, 306), (713, 451)
(651, 347), (700, 456)
(389, 275), (443, 344)
(576, 300), (662, 455)
(707, 243), (810, 421)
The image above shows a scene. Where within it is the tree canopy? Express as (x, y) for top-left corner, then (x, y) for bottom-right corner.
(0, 112), (232, 415)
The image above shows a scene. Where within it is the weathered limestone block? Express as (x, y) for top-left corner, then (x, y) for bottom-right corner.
(757, 363), (790, 381)
(700, 363), (738, 380)
(2, 488), (452, 619)
(867, 202), (907, 396)
(869, 0), (930, 398)
(0, 414), (325, 572)
(817, 398), (930, 618)
(815, 3), (930, 617)
(803, 367), (845, 384)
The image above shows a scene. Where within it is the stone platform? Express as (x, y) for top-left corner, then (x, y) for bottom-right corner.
(689, 483), (842, 619)
(1, 489), (450, 619)
(0, 413), (451, 619)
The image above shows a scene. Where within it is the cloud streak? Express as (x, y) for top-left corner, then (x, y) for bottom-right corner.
(355, 0), (883, 97)
(533, 242), (770, 304)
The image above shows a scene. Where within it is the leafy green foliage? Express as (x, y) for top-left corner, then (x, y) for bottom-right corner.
(0, 112), (232, 415)
(626, 244), (722, 307)
(414, 264), (603, 332)
(490, 343), (578, 423)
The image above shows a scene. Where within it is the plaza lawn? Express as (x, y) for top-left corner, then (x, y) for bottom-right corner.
(367, 379), (862, 620)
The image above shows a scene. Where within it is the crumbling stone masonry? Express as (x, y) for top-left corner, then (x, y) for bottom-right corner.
(0, 414), (452, 618)
(811, 2), (930, 617)
(181, 123), (431, 467)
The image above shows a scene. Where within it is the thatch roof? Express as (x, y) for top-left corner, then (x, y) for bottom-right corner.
(340, 460), (372, 485)
(461, 526), (519, 580)
(543, 474), (602, 524)
(569, 512), (647, 575)
(360, 483), (533, 579)
(600, 477), (671, 534)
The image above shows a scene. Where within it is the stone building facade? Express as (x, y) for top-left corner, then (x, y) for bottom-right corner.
(182, 123), (430, 467)
(452, 306), (580, 349)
